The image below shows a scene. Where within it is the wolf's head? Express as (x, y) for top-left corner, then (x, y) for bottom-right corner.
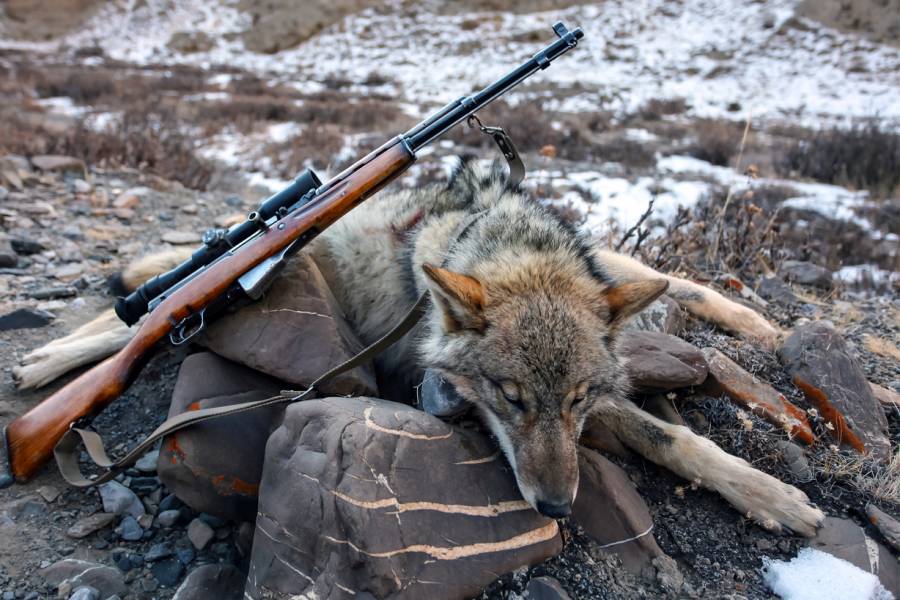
(417, 169), (667, 518)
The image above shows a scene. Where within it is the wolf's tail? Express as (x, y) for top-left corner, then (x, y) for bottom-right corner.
(13, 248), (193, 390)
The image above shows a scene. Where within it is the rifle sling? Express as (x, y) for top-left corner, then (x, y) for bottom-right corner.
(54, 210), (485, 488)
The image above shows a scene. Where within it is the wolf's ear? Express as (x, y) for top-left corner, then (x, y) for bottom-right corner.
(421, 263), (486, 333)
(602, 279), (669, 328)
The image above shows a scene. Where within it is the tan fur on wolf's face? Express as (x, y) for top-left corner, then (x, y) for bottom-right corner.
(423, 264), (666, 519)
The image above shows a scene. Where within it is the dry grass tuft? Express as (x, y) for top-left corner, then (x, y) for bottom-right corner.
(810, 448), (900, 506)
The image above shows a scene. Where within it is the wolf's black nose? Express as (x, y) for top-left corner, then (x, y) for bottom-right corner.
(536, 500), (571, 519)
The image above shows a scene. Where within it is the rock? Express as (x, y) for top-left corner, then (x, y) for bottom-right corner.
(113, 186), (151, 209)
(812, 516), (900, 597)
(757, 275), (799, 305)
(118, 516), (143, 541)
(524, 576), (572, 600)
(29, 286), (76, 299)
(0, 168), (22, 190)
(618, 331), (708, 391)
(10, 236), (44, 255)
(150, 559), (185, 588)
(72, 178), (92, 193)
(0, 184), (8, 200)
(235, 522), (254, 557)
(38, 559), (127, 598)
(157, 510), (181, 528)
(779, 260), (832, 288)
(246, 397), (561, 599)
(419, 368), (469, 417)
(2, 495), (45, 519)
(161, 231), (202, 245)
(66, 513), (115, 539)
(701, 347), (814, 444)
(0, 307), (53, 331)
(145, 542), (174, 563)
(867, 504), (900, 552)
(625, 295), (685, 335)
(67, 586), (99, 600)
(37, 484), (61, 502)
(780, 322), (890, 460)
(52, 262), (84, 281)
(0, 234), (17, 268)
(579, 415), (632, 458)
(172, 564), (245, 600)
(30, 155), (85, 174)
(138, 513), (154, 529)
(187, 518), (215, 550)
(99, 481), (145, 518)
(200, 254), (377, 395)
(158, 353), (284, 521)
(571, 448), (667, 574)
(775, 441), (814, 482)
(135, 449), (159, 473)
(128, 476), (159, 494)
(167, 31), (215, 53)
(871, 382), (900, 410)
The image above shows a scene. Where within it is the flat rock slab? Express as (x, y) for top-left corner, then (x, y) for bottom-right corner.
(619, 331), (708, 391)
(30, 154), (85, 174)
(0, 307), (53, 331)
(200, 253), (377, 396)
(572, 448), (667, 575)
(624, 295), (685, 335)
(811, 516), (900, 597)
(38, 559), (127, 598)
(780, 321), (890, 460)
(158, 352), (284, 522)
(246, 397), (561, 599)
(173, 564), (246, 600)
(701, 348), (814, 444)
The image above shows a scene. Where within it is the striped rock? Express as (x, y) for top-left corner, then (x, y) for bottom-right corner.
(246, 397), (561, 599)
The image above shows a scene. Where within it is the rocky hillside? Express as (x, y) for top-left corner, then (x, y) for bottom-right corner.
(0, 1), (898, 599)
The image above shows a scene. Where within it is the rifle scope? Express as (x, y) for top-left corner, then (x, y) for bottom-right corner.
(114, 168), (321, 326)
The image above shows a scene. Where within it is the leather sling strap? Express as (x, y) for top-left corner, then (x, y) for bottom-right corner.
(54, 210), (486, 488)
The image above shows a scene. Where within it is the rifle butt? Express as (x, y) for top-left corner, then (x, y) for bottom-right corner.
(3, 351), (140, 484)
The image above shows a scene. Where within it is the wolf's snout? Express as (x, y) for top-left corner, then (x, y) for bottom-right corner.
(535, 498), (572, 519)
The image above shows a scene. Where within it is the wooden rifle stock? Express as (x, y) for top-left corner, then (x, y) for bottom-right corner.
(1, 141), (414, 484)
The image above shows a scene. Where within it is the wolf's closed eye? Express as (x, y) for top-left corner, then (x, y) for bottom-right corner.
(493, 381), (524, 411)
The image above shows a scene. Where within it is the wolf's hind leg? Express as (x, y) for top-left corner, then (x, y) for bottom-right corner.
(593, 249), (780, 349)
(13, 309), (134, 390)
(593, 399), (824, 537)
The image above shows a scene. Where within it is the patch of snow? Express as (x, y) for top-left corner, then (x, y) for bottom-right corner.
(36, 96), (88, 118)
(835, 265), (900, 288)
(3, 0), (898, 127)
(762, 547), (893, 600)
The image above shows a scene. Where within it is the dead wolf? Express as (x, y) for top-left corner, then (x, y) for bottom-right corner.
(14, 159), (824, 535)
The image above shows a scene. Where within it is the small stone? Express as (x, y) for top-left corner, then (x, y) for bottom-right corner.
(112, 187), (151, 209)
(140, 576), (159, 593)
(150, 559), (184, 587)
(161, 231), (202, 245)
(158, 494), (183, 512)
(171, 564), (245, 599)
(0, 235), (17, 268)
(198, 513), (226, 528)
(73, 179), (92, 193)
(135, 450), (159, 473)
(30, 155), (85, 174)
(181, 204), (198, 214)
(99, 481), (145, 518)
(866, 504), (900, 552)
(117, 516), (143, 541)
(780, 260), (833, 289)
(37, 485), (61, 503)
(10, 237), (44, 255)
(29, 286), (76, 299)
(525, 576), (572, 600)
(187, 518), (214, 550)
(67, 586), (99, 600)
(129, 476), (160, 494)
(176, 547), (195, 565)
(144, 542), (174, 563)
(37, 559), (126, 598)
(52, 263), (84, 282)
(0, 308), (53, 331)
(137, 514), (154, 529)
(625, 295), (685, 335)
(775, 441), (814, 482)
(0, 185), (7, 200)
(157, 509), (181, 528)
(66, 513), (115, 539)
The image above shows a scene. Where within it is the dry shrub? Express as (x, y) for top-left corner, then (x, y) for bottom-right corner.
(33, 69), (116, 103)
(689, 119), (742, 167)
(777, 120), (900, 197)
(638, 97), (688, 121)
(0, 101), (211, 189)
(446, 99), (613, 162)
(263, 123), (346, 175)
(809, 448), (900, 506)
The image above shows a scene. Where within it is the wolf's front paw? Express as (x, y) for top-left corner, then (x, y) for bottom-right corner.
(717, 463), (824, 537)
(13, 348), (63, 389)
